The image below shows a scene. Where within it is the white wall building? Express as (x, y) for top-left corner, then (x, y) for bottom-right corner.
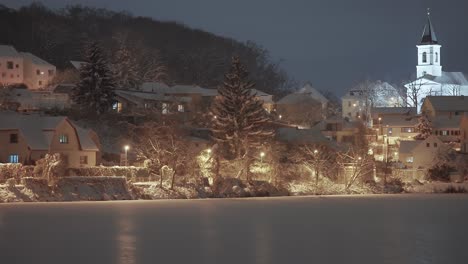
(0, 45), (24, 86)
(404, 12), (468, 111)
(0, 45), (56, 90)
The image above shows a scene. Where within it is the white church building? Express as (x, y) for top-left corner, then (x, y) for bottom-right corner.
(404, 11), (468, 111)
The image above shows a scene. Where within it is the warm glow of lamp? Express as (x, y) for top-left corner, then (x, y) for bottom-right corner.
(124, 145), (130, 151)
(207, 149), (212, 154)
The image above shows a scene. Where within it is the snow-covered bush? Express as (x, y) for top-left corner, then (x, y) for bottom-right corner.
(34, 153), (66, 183)
(0, 163), (33, 183)
(66, 166), (151, 180)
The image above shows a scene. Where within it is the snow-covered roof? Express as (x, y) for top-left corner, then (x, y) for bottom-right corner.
(424, 96), (468, 112)
(372, 107), (417, 115)
(0, 45), (19, 57)
(399, 140), (420, 154)
(70, 60), (87, 71)
(73, 124), (100, 151)
(423, 72), (468, 86)
(20, 52), (54, 67)
(380, 115), (419, 127)
(430, 116), (462, 129)
(140, 82), (170, 93)
(275, 127), (330, 144)
(0, 112), (98, 151)
(277, 83), (328, 105)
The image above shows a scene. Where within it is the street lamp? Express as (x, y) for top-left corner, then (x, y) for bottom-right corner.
(260, 152), (265, 163)
(313, 149), (318, 154)
(207, 148), (212, 154)
(124, 145), (130, 166)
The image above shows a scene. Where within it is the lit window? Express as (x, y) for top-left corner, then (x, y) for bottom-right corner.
(80, 156), (88, 165)
(178, 104), (184, 112)
(401, 127), (414, 133)
(422, 52), (427, 63)
(406, 157), (414, 163)
(162, 103), (168, 114)
(112, 102), (122, 113)
(388, 128), (393, 135)
(10, 134), (18, 143)
(9, 154), (19, 163)
(442, 131), (448, 136)
(59, 134), (69, 144)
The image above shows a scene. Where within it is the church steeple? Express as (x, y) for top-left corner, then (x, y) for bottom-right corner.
(420, 8), (438, 45)
(416, 8), (442, 78)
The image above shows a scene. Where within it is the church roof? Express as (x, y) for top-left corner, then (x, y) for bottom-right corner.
(423, 72), (468, 86)
(420, 11), (438, 45)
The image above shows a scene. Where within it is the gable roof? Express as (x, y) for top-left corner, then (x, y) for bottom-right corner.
(380, 115), (419, 127)
(399, 140), (420, 154)
(0, 112), (98, 151)
(20, 52), (54, 67)
(423, 96), (468, 112)
(372, 107), (417, 116)
(277, 83), (327, 105)
(70, 60), (87, 71)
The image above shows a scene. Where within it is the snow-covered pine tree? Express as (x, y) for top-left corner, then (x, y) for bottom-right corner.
(112, 37), (140, 89)
(414, 115), (432, 140)
(211, 56), (273, 159)
(73, 41), (116, 114)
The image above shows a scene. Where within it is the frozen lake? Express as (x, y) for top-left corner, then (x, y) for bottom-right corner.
(1, 195), (468, 264)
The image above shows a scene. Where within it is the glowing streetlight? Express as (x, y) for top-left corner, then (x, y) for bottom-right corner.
(124, 145), (130, 166)
(207, 148), (212, 154)
(279, 115), (282, 119)
(260, 152), (265, 163)
(313, 149), (318, 154)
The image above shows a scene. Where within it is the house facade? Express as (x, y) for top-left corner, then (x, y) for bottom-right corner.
(0, 45), (56, 90)
(0, 112), (100, 167)
(461, 114), (468, 154)
(399, 136), (445, 169)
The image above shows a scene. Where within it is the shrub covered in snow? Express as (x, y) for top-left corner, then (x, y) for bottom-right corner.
(0, 164), (33, 183)
(66, 166), (151, 180)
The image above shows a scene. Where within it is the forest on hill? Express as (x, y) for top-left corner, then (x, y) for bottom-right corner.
(0, 3), (295, 95)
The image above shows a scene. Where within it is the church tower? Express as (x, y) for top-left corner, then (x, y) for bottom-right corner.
(416, 9), (442, 78)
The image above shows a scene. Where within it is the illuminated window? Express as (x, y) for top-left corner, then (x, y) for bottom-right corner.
(422, 52), (427, 63)
(441, 131), (448, 136)
(162, 103), (168, 114)
(112, 102), (122, 113)
(401, 127), (414, 133)
(9, 154), (19, 163)
(80, 156), (88, 165)
(406, 157), (414, 163)
(178, 104), (184, 112)
(387, 128), (393, 135)
(59, 134), (69, 144)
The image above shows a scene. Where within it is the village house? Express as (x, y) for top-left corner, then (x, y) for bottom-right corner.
(314, 117), (362, 145)
(276, 83), (328, 127)
(461, 114), (468, 154)
(421, 96), (468, 118)
(0, 45), (56, 89)
(0, 112), (100, 167)
(371, 107), (417, 127)
(431, 116), (462, 147)
(1, 87), (71, 111)
(398, 136), (445, 170)
(341, 89), (367, 122)
(378, 115), (419, 145)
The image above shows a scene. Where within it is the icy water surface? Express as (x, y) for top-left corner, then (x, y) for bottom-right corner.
(1, 195), (468, 264)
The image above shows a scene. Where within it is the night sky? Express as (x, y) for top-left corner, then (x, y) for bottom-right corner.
(3, 0), (468, 95)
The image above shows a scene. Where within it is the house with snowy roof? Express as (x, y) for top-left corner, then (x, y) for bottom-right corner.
(0, 112), (100, 167)
(276, 83), (328, 127)
(1, 87), (71, 111)
(404, 12), (468, 111)
(398, 136), (445, 169)
(378, 115), (419, 145)
(461, 114), (468, 154)
(421, 96), (468, 118)
(0, 45), (56, 89)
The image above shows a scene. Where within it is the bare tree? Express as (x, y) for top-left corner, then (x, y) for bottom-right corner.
(337, 147), (374, 191)
(129, 121), (189, 189)
(294, 144), (336, 191)
(404, 78), (432, 108)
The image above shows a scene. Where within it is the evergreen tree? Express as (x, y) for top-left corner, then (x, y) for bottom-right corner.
(73, 41), (116, 114)
(212, 56), (273, 159)
(112, 36), (140, 89)
(414, 115), (432, 140)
